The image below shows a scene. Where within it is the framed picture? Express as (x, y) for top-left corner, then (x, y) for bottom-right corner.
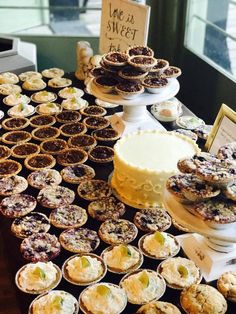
(205, 104), (236, 154)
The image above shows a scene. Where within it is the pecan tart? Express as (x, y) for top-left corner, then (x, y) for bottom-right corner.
(89, 66), (106, 78)
(40, 139), (67, 155)
(20, 233), (61, 262)
(0, 72), (19, 84)
(83, 116), (110, 130)
(92, 128), (120, 144)
(11, 212), (50, 239)
(27, 169), (62, 189)
(0, 194), (37, 218)
(50, 204), (88, 229)
(100, 60), (120, 73)
(115, 81), (144, 99)
(77, 179), (112, 201)
(80, 105), (107, 117)
(0, 159), (22, 177)
(68, 134), (97, 151)
(32, 126), (60, 141)
(0, 83), (22, 95)
(29, 114), (56, 127)
(57, 148), (88, 166)
(31, 91), (57, 103)
(59, 122), (87, 137)
(149, 59), (169, 74)
(25, 154), (56, 171)
(2, 130), (32, 145)
(12, 143), (40, 159)
(88, 196), (126, 222)
(3, 93), (30, 106)
(0, 145), (11, 160)
(48, 77), (72, 88)
(0, 175), (28, 196)
(19, 71), (42, 82)
(37, 186), (75, 209)
(93, 76), (118, 93)
(142, 76), (169, 93)
(88, 145), (114, 163)
(35, 102), (62, 115)
(59, 227), (100, 253)
(61, 164), (95, 184)
(102, 52), (128, 67)
(56, 110), (81, 123)
(2, 117), (29, 131)
(22, 78), (46, 91)
(163, 66), (182, 80)
(58, 86), (84, 99)
(41, 67), (64, 79)
(126, 45), (154, 57)
(128, 56), (157, 72)
(118, 66), (148, 81)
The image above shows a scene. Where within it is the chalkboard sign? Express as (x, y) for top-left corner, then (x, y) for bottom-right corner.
(99, 0), (150, 54)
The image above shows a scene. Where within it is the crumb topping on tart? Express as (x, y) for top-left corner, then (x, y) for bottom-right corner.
(37, 186), (75, 208)
(78, 179), (112, 201)
(0, 175), (28, 196)
(61, 164), (95, 184)
(28, 169), (62, 189)
(0, 194), (37, 218)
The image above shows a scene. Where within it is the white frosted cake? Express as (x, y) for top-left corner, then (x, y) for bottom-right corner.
(111, 130), (200, 207)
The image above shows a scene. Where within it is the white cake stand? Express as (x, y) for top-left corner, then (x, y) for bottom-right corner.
(163, 189), (236, 282)
(87, 79), (180, 135)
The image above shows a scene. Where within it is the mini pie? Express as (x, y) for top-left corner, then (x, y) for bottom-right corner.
(115, 81), (144, 99)
(0, 194), (37, 218)
(40, 139), (68, 155)
(32, 126), (60, 141)
(93, 76), (118, 93)
(25, 154), (56, 171)
(11, 143), (40, 159)
(99, 219), (138, 245)
(58, 86), (84, 99)
(77, 179), (112, 201)
(0, 83), (22, 95)
(92, 128), (120, 143)
(0, 72), (19, 84)
(59, 122), (87, 137)
(48, 77), (72, 88)
(2, 130), (32, 145)
(61, 164), (95, 184)
(80, 105), (107, 117)
(61, 97), (88, 111)
(56, 110), (81, 123)
(37, 186), (75, 209)
(0, 159), (22, 177)
(27, 169), (62, 189)
(29, 114), (56, 127)
(19, 71), (42, 82)
(0, 175), (28, 196)
(223, 182), (236, 201)
(128, 56), (157, 72)
(22, 78), (46, 91)
(166, 174), (196, 203)
(7, 104), (35, 117)
(20, 233), (61, 262)
(217, 271), (236, 302)
(0, 145), (11, 160)
(149, 59), (169, 74)
(56, 148), (88, 166)
(31, 91), (57, 103)
(59, 227), (100, 253)
(134, 208), (172, 232)
(118, 66), (148, 81)
(180, 284), (227, 314)
(88, 145), (114, 163)
(126, 46), (154, 57)
(163, 66), (182, 79)
(142, 77), (169, 93)
(11, 212), (50, 239)
(173, 129), (198, 142)
(68, 134), (97, 151)
(62, 253), (106, 286)
(83, 116), (110, 130)
(136, 301), (181, 314)
(88, 196), (126, 221)
(35, 102), (62, 115)
(103, 52), (128, 67)
(89, 66), (106, 78)
(176, 115), (205, 130)
(50, 204), (88, 229)
(3, 93), (30, 106)
(42, 67), (64, 78)
(2, 117), (30, 131)
(100, 61), (120, 74)
(217, 142), (236, 162)
(177, 153), (218, 174)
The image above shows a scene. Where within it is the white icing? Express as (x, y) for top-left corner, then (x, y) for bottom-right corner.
(143, 233), (178, 258)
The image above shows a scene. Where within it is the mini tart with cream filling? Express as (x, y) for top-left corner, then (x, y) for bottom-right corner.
(2, 130), (31, 145)
(102, 52), (128, 67)
(62, 253), (107, 285)
(19, 71), (42, 82)
(32, 126), (60, 141)
(22, 78), (46, 91)
(58, 86), (84, 99)
(126, 45), (154, 57)
(118, 66), (148, 81)
(115, 81), (144, 99)
(29, 114), (56, 127)
(0, 145), (11, 160)
(83, 116), (110, 130)
(128, 56), (157, 72)
(93, 76), (118, 93)
(48, 77), (72, 88)
(12, 143), (40, 159)
(68, 134), (97, 151)
(163, 66), (182, 79)
(3, 93), (30, 106)
(25, 154), (56, 171)
(80, 105), (107, 117)
(61, 96), (88, 111)
(0, 159), (22, 177)
(27, 169), (62, 189)
(37, 186), (75, 209)
(0, 72), (19, 84)
(77, 179), (112, 201)
(7, 104), (35, 117)
(35, 102), (62, 115)
(31, 91), (57, 103)
(42, 67), (64, 78)
(0, 83), (22, 95)
(60, 122), (87, 137)
(56, 148), (88, 166)
(56, 110), (81, 123)
(88, 145), (114, 163)
(40, 139), (68, 155)
(61, 164), (95, 184)
(2, 117), (29, 131)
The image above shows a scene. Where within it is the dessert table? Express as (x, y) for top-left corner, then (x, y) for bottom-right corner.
(0, 73), (235, 314)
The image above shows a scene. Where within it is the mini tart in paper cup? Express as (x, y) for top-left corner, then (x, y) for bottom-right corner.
(149, 59), (169, 74)
(142, 76), (169, 94)
(115, 82), (144, 100)
(79, 282), (127, 314)
(127, 55), (157, 72)
(101, 244), (143, 274)
(15, 262), (62, 294)
(2, 117), (30, 131)
(163, 66), (182, 80)
(118, 66), (148, 81)
(12, 143), (40, 159)
(31, 91), (57, 103)
(138, 232), (180, 260)
(62, 253), (107, 286)
(29, 114), (56, 128)
(3, 93), (30, 106)
(120, 269), (166, 305)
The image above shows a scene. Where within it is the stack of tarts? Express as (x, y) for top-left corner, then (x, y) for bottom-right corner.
(92, 45), (181, 99)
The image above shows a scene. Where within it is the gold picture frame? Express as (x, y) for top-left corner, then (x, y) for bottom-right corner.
(205, 104), (236, 153)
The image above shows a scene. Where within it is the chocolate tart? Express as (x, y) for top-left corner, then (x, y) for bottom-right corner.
(58, 87), (84, 99)
(42, 67), (64, 79)
(88, 145), (114, 163)
(48, 77), (72, 88)
(29, 114), (56, 127)
(103, 52), (128, 67)
(128, 55), (157, 72)
(77, 179), (112, 201)
(0, 194), (36, 218)
(0, 159), (22, 177)
(19, 71), (42, 82)
(163, 66), (182, 79)
(80, 105), (107, 117)
(22, 78), (46, 91)
(61, 164), (95, 184)
(68, 134), (97, 151)
(31, 91), (57, 103)
(27, 169), (62, 189)
(12, 143), (40, 159)
(115, 81), (144, 99)
(126, 45), (154, 57)
(92, 128), (120, 144)
(83, 116), (110, 130)
(118, 66), (148, 81)
(24, 154), (56, 171)
(0, 175), (28, 196)
(32, 126), (60, 141)
(35, 102), (62, 115)
(59, 122), (87, 137)
(0, 83), (22, 95)
(2, 117), (29, 131)
(40, 139), (68, 155)
(57, 148), (88, 166)
(0, 72), (19, 84)
(37, 186), (75, 209)
(56, 110), (81, 123)
(142, 76), (169, 93)
(149, 59), (169, 74)
(0, 145), (12, 160)
(93, 76), (118, 93)
(2, 130), (32, 145)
